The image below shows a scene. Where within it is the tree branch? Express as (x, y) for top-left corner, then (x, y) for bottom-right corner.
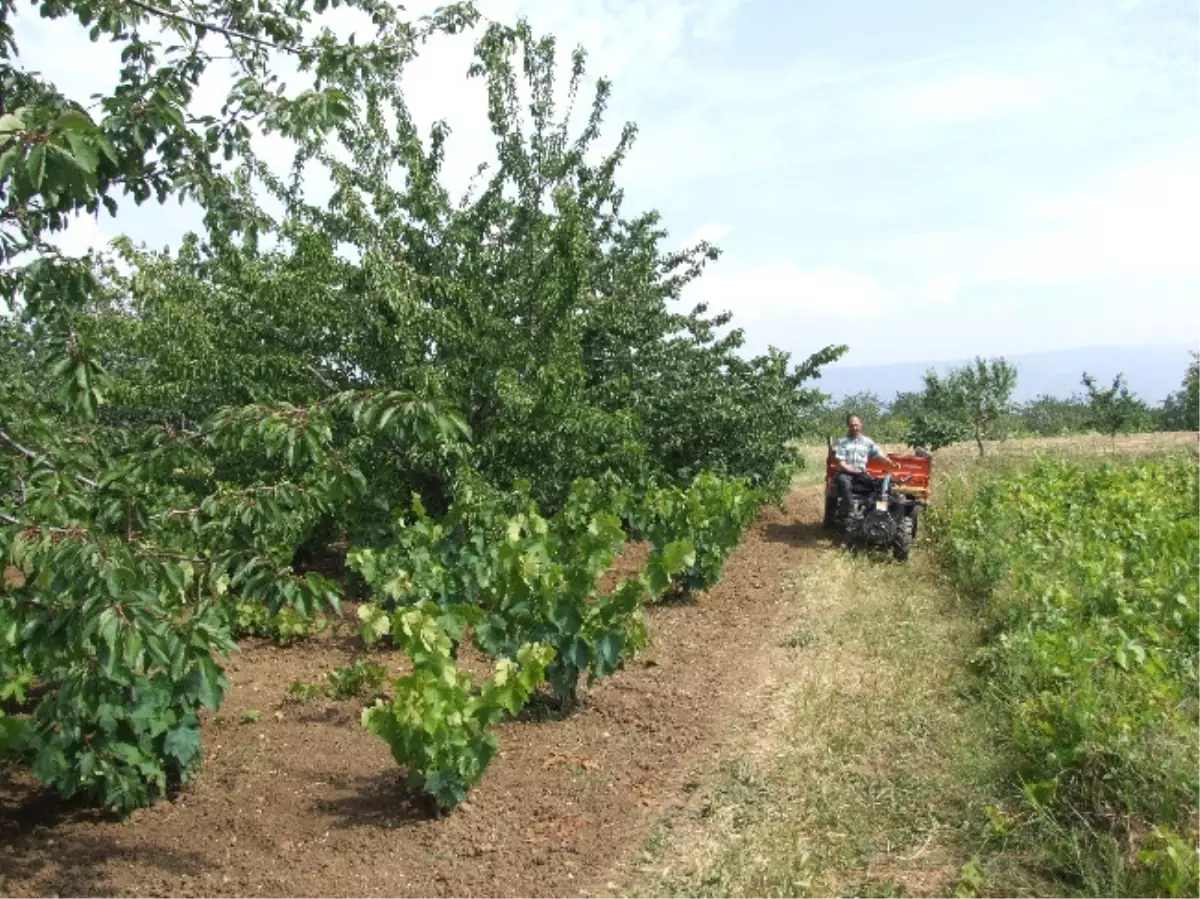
(0, 515), (86, 535)
(201, 1), (261, 76)
(306, 363), (338, 391)
(0, 428), (39, 461)
(118, 0), (299, 53)
(0, 515), (207, 563)
(0, 428), (102, 489)
(142, 550), (209, 564)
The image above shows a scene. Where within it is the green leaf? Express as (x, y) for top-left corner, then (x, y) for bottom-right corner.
(64, 131), (99, 174)
(97, 607), (121, 650)
(54, 109), (95, 134)
(564, 635), (590, 673)
(162, 724), (201, 769)
(595, 631), (624, 674)
(94, 132), (119, 163)
(661, 539), (696, 574)
(26, 143), (46, 189)
(181, 656), (226, 711)
(0, 146), (21, 181)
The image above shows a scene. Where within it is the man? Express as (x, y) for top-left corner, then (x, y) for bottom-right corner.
(833, 414), (900, 522)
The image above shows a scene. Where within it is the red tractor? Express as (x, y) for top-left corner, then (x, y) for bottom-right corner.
(822, 442), (932, 561)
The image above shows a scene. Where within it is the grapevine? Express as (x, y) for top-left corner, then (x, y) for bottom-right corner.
(931, 454), (1199, 893)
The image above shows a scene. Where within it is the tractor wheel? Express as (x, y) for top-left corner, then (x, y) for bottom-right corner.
(910, 505), (921, 540)
(822, 495), (838, 530)
(893, 516), (914, 562)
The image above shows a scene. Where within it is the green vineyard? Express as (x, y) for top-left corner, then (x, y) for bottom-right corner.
(932, 455), (1200, 896)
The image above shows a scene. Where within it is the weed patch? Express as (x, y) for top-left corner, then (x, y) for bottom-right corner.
(930, 453), (1200, 896)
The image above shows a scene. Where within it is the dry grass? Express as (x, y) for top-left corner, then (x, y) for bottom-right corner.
(627, 543), (1047, 898)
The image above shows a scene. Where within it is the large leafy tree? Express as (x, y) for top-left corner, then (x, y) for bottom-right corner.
(2, 2), (843, 814)
(79, 18), (843, 512)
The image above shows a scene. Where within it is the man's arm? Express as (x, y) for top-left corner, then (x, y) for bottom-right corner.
(869, 441), (901, 470)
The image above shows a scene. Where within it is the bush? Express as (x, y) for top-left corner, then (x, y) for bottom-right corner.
(932, 455), (1199, 895)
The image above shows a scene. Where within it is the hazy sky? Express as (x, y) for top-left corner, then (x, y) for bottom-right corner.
(17, 0), (1200, 367)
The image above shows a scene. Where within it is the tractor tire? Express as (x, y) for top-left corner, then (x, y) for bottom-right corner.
(893, 515), (914, 562)
(822, 495), (838, 530)
(910, 505), (921, 540)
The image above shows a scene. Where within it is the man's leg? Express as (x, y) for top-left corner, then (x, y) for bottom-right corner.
(834, 472), (853, 521)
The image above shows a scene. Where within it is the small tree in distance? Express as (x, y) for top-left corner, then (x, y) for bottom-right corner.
(904, 409), (966, 453)
(908, 356), (1018, 456)
(1160, 352), (1199, 432)
(1082, 372), (1150, 447)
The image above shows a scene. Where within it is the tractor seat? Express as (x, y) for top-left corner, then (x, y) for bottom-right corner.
(848, 474), (882, 496)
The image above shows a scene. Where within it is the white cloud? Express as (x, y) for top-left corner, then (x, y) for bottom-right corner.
(683, 222), (732, 246)
(866, 72), (1054, 127)
(689, 0), (754, 42)
(680, 259), (963, 332)
(685, 262), (888, 323)
(44, 214), (116, 258)
(869, 143), (1200, 289)
(917, 277), (958, 308)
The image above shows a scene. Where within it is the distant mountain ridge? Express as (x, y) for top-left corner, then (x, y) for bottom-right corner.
(814, 345), (1198, 405)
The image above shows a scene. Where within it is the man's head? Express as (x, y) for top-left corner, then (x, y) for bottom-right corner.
(846, 414), (863, 437)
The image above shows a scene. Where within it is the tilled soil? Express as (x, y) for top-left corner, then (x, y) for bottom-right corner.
(0, 489), (827, 898)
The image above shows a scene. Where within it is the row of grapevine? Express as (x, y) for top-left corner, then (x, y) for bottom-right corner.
(349, 472), (763, 811)
(930, 454), (1199, 896)
(0, 419), (763, 815)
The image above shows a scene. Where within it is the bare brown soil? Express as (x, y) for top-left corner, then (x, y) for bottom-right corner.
(0, 489), (829, 898)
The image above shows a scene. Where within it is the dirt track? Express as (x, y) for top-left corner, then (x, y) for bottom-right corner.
(0, 488), (829, 898)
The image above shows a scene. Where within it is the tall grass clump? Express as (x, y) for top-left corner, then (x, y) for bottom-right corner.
(931, 453), (1199, 897)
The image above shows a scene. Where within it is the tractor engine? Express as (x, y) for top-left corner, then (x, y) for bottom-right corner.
(855, 505), (897, 547)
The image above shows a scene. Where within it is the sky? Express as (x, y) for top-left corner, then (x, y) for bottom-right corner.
(13, 0), (1200, 368)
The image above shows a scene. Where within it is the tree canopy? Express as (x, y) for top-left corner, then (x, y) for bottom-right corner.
(1082, 371), (1152, 445)
(905, 357), (1017, 456)
(1161, 352), (1199, 432)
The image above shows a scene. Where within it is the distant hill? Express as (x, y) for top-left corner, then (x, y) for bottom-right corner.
(814, 345), (1198, 405)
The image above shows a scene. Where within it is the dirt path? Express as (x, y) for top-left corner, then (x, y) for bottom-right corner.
(616, 490), (1012, 899)
(0, 488), (830, 898)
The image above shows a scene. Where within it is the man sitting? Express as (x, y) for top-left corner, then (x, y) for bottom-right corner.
(833, 414), (900, 522)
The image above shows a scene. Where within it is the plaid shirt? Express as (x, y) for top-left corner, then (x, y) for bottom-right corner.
(835, 434), (882, 471)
